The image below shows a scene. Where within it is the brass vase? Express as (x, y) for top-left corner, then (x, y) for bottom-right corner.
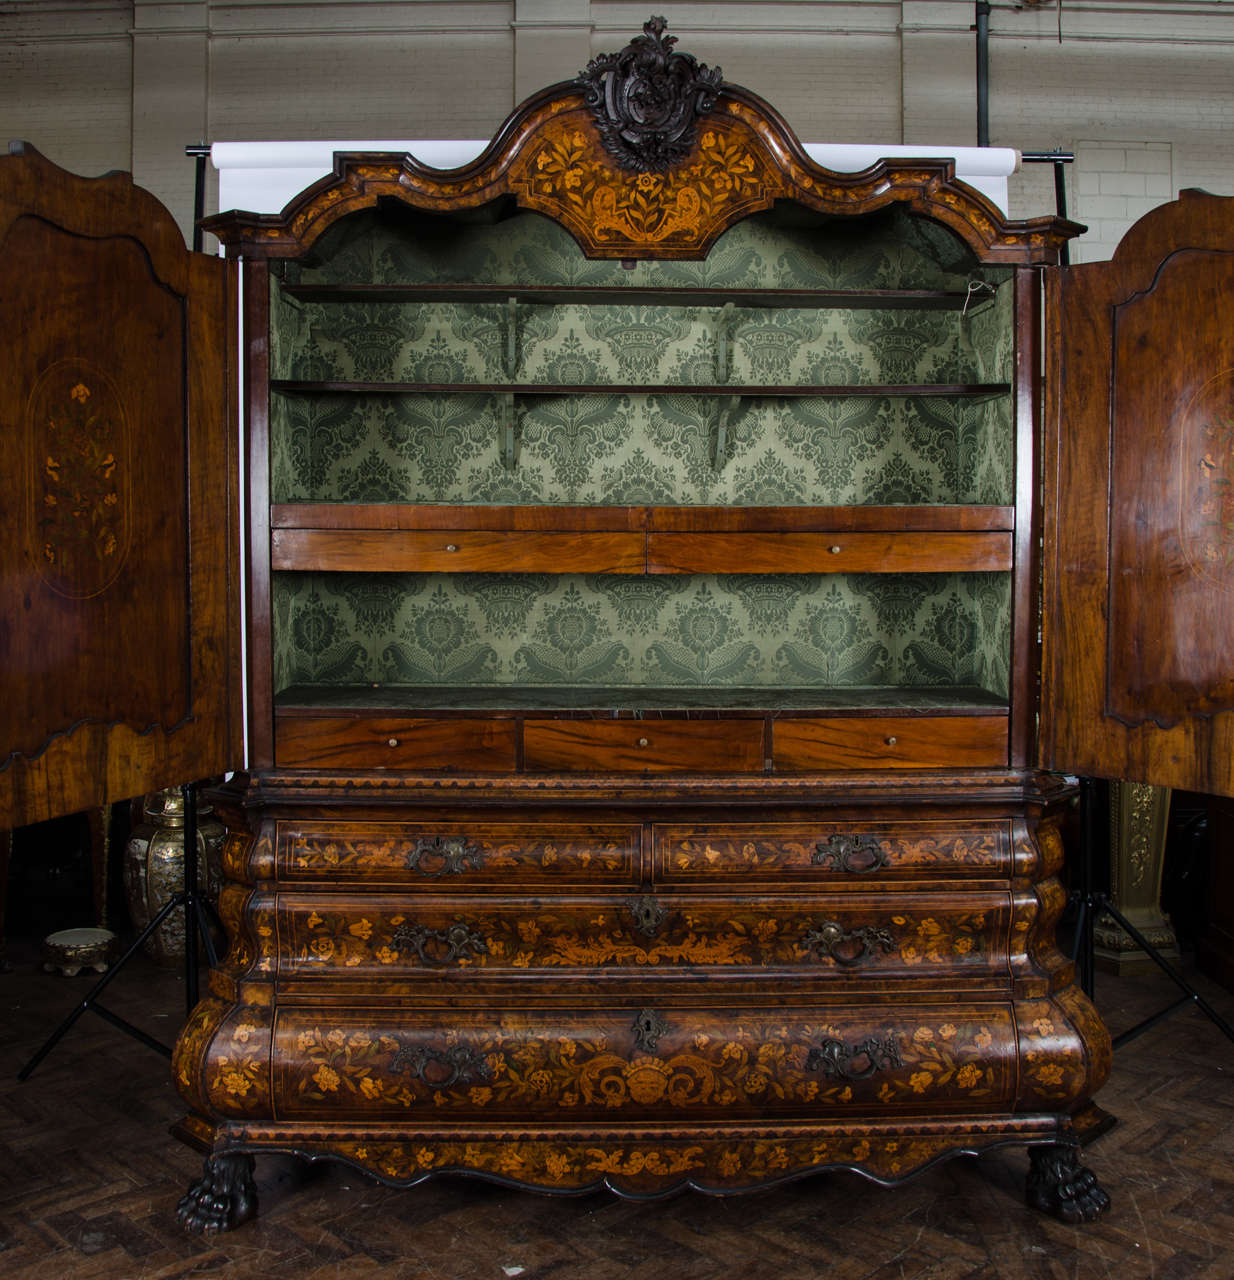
(122, 788), (225, 967)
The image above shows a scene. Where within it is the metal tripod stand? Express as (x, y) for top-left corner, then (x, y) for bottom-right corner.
(17, 781), (218, 1080)
(1070, 777), (1234, 1051)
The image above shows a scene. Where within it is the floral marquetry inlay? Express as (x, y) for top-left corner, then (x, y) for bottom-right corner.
(272, 1009), (1018, 1121)
(276, 824), (638, 884)
(309, 1128), (1031, 1193)
(511, 118), (778, 257)
(661, 825), (1009, 879)
(26, 359), (130, 599)
(276, 900), (1005, 979)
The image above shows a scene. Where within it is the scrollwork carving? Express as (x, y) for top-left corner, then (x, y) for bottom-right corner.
(576, 16), (723, 173)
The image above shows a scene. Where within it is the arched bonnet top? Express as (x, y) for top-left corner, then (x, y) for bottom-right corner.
(203, 17), (1080, 265)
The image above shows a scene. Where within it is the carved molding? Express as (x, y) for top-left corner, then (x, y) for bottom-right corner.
(576, 16), (723, 173)
(204, 43), (1077, 267)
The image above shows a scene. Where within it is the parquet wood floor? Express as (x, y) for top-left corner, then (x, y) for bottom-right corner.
(1, 944), (1232, 1279)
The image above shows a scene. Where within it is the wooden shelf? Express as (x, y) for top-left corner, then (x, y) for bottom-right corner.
(270, 379), (1011, 399)
(270, 504), (1014, 574)
(270, 503), (1015, 533)
(274, 683), (1009, 716)
(278, 282), (982, 310)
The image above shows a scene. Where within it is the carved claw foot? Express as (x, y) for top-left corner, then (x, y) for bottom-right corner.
(177, 1153), (257, 1234)
(1026, 1143), (1110, 1223)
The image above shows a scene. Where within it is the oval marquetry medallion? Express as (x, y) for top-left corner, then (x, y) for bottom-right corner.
(26, 356), (131, 599)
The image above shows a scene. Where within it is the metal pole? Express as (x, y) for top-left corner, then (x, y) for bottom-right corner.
(1022, 151), (1076, 266)
(1078, 777), (1097, 998)
(182, 781), (199, 1015)
(975, 2), (991, 147)
(185, 143), (210, 254)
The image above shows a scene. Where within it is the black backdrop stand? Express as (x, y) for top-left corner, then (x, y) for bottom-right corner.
(1071, 776), (1234, 1051)
(17, 781), (218, 1080)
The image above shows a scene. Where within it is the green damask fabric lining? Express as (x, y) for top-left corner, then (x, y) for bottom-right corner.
(272, 571), (1011, 701)
(293, 203), (997, 291)
(269, 207), (1013, 507)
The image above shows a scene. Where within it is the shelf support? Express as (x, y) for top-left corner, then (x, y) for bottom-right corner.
(712, 394), (742, 470)
(713, 300), (736, 383)
(499, 392), (519, 470)
(503, 296), (519, 378)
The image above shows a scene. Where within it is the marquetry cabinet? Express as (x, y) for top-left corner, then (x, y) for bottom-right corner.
(6, 18), (1234, 1234)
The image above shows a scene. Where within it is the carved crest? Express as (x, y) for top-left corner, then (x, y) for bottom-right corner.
(576, 16), (723, 173)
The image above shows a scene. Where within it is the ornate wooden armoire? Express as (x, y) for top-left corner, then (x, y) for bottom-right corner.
(5, 19), (1234, 1233)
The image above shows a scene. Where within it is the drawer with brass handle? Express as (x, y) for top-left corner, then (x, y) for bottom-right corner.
(267, 1001), (1027, 1122)
(274, 820), (642, 888)
(271, 891), (1012, 991)
(655, 821), (1014, 885)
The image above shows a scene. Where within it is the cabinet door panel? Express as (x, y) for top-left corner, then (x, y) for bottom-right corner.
(1043, 191), (1234, 795)
(0, 147), (240, 826)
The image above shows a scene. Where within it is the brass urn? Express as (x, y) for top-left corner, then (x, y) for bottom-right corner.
(122, 788), (225, 966)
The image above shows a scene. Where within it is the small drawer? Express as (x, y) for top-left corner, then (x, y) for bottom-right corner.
(273, 891), (1012, 989)
(274, 820), (642, 887)
(655, 821), (1013, 884)
(275, 715), (517, 772)
(774, 715), (1007, 772)
(271, 528), (646, 574)
(646, 531), (1013, 575)
(271, 1002), (1021, 1122)
(523, 719), (763, 774)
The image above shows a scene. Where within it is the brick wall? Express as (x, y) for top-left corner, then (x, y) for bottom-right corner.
(1072, 142), (1174, 264)
(3, 0), (1233, 255)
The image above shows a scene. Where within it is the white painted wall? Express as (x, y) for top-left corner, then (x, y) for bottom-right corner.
(4, 0), (1233, 259)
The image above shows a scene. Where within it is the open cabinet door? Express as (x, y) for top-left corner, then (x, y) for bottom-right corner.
(0, 145), (241, 829)
(1042, 190), (1234, 796)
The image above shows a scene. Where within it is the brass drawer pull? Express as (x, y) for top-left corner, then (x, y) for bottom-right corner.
(884, 735), (898, 746)
(626, 894), (669, 937)
(391, 921), (489, 966)
(637, 736), (650, 748)
(391, 1043), (492, 1091)
(387, 737), (399, 747)
(444, 543), (459, 552)
(802, 921), (896, 967)
(812, 833), (888, 875)
(405, 835), (484, 878)
(806, 1034), (902, 1081)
